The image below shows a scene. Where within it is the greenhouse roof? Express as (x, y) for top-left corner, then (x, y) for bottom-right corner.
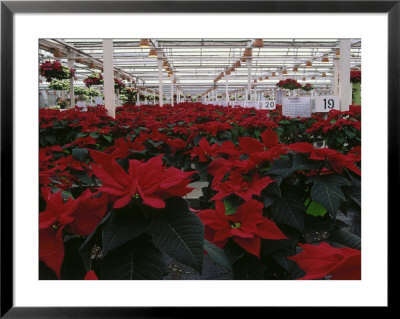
(39, 38), (361, 95)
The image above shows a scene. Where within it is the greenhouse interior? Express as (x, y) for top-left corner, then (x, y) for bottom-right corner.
(39, 38), (361, 280)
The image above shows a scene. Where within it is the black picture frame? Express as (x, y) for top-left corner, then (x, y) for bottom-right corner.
(1, 1), (396, 317)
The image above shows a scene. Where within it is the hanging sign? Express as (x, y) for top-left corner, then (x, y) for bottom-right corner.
(282, 96), (311, 118)
(313, 96), (340, 112)
(261, 100), (276, 110)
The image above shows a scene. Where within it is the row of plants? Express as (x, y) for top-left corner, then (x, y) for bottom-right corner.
(48, 80), (102, 97)
(39, 102), (361, 280)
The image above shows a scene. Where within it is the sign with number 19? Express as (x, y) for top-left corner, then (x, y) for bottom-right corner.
(313, 96), (340, 112)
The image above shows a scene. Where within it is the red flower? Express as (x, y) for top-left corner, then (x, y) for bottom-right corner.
(39, 189), (78, 278)
(350, 70), (361, 83)
(53, 155), (88, 172)
(67, 189), (108, 236)
(287, 142), (361, 176)
(187, 137), (220, 162)
(309, 148), (361, 176)
(212, 171), (276, 201)
(64, 136), (97, 148)
(90, 150), (194, 209)
(239, 129), (287, 164)
(198, 200), (287, 257)
(39, 188), (77, 230)
(39, 227), (64, 279)
(288, 242), (361, 280)
(216, 140), (241, 157)
(108, 137), (145, 159)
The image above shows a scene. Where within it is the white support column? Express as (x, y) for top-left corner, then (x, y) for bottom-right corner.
(157, 57), (163, 106)
(136, 90), (140, 106)
(333, 58), (339, 96)
(67, 51), (75, 108)
(339, 39), (351, 111)
(246, 58), (252, 100)
(225, 77), (229, 104)
(102, 39), (115, 118)
(170, 76), (174, 106)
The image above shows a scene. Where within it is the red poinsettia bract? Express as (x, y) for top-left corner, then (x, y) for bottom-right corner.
(84, 270), (99, 280)
(90, 150), (194, 209)
(39, 188), (108, 278)
(198, 200), (287, 257)
(288, 242), (361, 280)
(212, 171), (276, 201)
(187, 137), (220, 162)
(287, 142), (361, 176)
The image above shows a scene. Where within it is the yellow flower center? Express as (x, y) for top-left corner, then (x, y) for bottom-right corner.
(133, 193), (140, 199)
(231, 222), (241, 229)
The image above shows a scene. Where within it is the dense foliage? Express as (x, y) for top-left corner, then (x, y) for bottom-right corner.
(276, 78), (302, 90)
(83, 73), (104, 87)
(39, 60), (75, 82)
(39, 102), (361, 280)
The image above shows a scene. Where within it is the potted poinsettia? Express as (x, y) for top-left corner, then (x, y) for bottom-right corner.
(48, 79), (70, 91)
(56, 97), (70, 109)
(120, 87), (137, 105)
(83, 73), (104, 87)
(114, 78), (126, 91)
(40, 60), (75, 82)
(302, 83), (314, 92)
(276, 78), (302, 90)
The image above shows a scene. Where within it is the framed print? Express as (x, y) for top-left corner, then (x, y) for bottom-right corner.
(1, 0), (397, 317)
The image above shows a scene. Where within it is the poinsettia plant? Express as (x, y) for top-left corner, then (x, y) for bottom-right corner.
(120, 87), (137, 105)
(276, 78), (302, 90)
(83, 73), (104, 87)
(39, 102), (361, 280)
(40, 60), (75, 82)
(114, 78), (126, 91)
(48, 79), (70, 91)
(302, 83), (314, 91)
(350, 70), (361, 83)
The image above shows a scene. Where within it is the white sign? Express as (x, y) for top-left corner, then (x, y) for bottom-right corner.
(261, 100), (276, 110)
(282, 96), (311, 118)
(313, 96), (340, 112)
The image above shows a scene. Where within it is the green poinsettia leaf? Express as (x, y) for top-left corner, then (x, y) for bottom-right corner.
(204, 240), (232, 271)
(309, 174), (351, 219)
(100, 237), (168, 280)
(306, 200), (327, 217)
(224, 200), (237, 216)
(150, 197), (204, 273)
